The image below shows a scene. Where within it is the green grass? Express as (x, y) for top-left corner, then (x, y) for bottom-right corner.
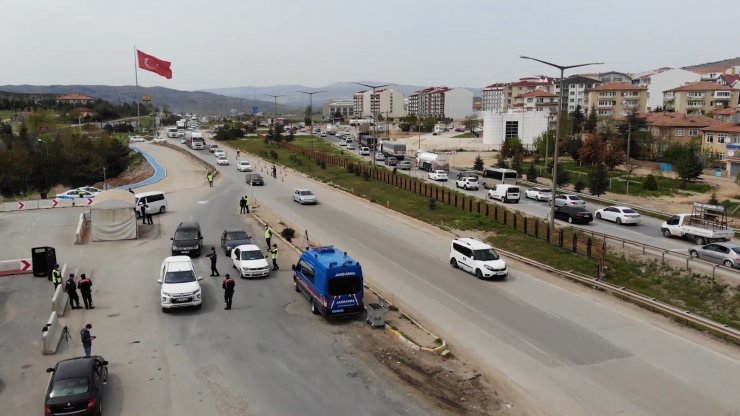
(0, 110), (16, 120)
(452, 132), (477, 138)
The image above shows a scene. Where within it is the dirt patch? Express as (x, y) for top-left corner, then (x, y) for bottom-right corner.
(94, 154), (154, 189)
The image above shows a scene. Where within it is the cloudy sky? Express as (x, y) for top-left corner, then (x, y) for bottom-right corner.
(1, 0), (736, 91)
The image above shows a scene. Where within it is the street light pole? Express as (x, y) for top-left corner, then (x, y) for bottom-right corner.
(354, 82), (394, 166)
(297, 90), (326, 152)
(265, 94), (285, 128)
(520, 56), (603, 233)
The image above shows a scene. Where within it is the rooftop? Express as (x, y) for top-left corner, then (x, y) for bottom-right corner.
(666, 81), (734, 92)
(590, 82), (646, 91)
(57, 93), (95, 101)
(638, 112), (723, 128)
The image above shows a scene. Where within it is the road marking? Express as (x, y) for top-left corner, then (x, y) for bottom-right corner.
(198, 200), (209, 204)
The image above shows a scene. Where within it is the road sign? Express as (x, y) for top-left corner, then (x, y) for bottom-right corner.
(87, 198), (93, 205)
(20, 259), (31, 271)
(51, 199), (58, 208)
(252, 106), (259, 114)
(18, 201), (25, 209)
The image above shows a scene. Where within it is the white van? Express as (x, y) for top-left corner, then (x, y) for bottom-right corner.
(449, 238), (507, 279)
(135, 191), (168, 218)
(487, 184), (520, 203)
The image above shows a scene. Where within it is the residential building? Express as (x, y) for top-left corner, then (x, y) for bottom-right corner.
(685, 60), (740, 82)
(353, 91), (368, 117)
(482, 83), (508, 112)
(57, 93), (95, 105)
(407, 87), (473, 119)
(353, 89), (405, 118)
(322, 99), (355, 120)
(513, 90), (559, 125)
(701, 123), (740, 169)
(587, 82), (647, 117)
(639, 113), (720, 153)
(717, 74), (740, 88)
(555, 75), (600, 113)
(663, 81), (739, 115)
(504, 77), (554, 111)
(482, 111), (549, 150)
(712, 108), (740, 123)
(597, 72), (633, 83)
(74, 107), (96, 118)
(631, 67), (701, 111)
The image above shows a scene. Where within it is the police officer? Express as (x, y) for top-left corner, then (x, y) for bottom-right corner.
(78, 189), (85, 198)
(222, 273), (235, 310)
(239, 196), (246, 214)
(78, 274), (94, 309)
(139, 203), (148, 224)
(51, 264), (62, 289)
(65, 273), (81, 309)
(271, 244), (279, 271)
(206, 247), (219, 276)
(264, 225), (272, 248)
(244, 195), (250, 214)
(207, 172), (214, 187)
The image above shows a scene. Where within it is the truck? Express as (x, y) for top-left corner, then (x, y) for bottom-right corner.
(326, 124), (337, 135)
(661, 202), (734, 245)
(176, 120), (186, 130)
(380, 141), (406, 160)
(358, 134), (377, 150)
(188, 132), (205, 150)
(416, 151), (449, 172)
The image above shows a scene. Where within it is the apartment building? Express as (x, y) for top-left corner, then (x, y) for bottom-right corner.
(555, 75), (600, 113)
(353, 89), (405, 118)
(407, 87), (473, 119)
(641, 112), (719, 148)
(353, 91), (368, 116)
(663, 81), (739, 115)
(597, 71), (633, 83)
(587, 82), (648, 117)
(481, 83), (508, 112)
(701, 123), (740, 164)
(504, 77), (554, 110)
(322, 99), (355, 120)
(630, 67), (700, 110)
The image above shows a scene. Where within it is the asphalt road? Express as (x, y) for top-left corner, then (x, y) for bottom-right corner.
(0, 144), (431, 416)
(180, 135), (740, 416)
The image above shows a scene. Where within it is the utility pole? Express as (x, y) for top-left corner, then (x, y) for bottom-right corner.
(354, 82), (394, 166)
(265, 94), (285, 128)
(626, 123), (632, 195)
(297, 90), (326, 152)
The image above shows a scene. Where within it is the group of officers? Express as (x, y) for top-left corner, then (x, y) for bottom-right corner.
(51, 264), (95, 309)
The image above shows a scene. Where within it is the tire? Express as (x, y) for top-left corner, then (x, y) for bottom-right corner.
(723, 260), (733, 267)
(662, 229), (672, 238)
(616, 217), (622, 225)
(159, 206), (166, 213)
(450, 258), (458, 268)
(689, 250), (699, 258)
(695, 236), (706, 245)
(294, 278), (301, 292)
(568, 217), (574, 224)
(136, 211), (141, 219)
(596, 212), (602, 219)
(194, 304), (202, 310)
(97, 397), (103, 416)
(161, 307), (168, 313)
(475, 269), (484, 279)
(310, 300), (319, 315)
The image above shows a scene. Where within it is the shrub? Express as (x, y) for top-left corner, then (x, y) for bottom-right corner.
(574, 180), (585, 193)
(346, 162), (355, 173)
(473, 155), (484, 171)
(269, 150), (278, 160)
(320, 160), (326, 169)
(429, 198), (437, 210)
(556, 169), (570, 187)
(363, 171), (371, 181)
(643, 174), (658, 190)
(280, 228), (296, 242)
(526, 163), (538, 182)
(708, 191), (719, 205)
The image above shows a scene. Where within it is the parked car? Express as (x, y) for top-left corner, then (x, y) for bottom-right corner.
(594, 206), (641, 225)
(397, 160), (412, 170)
(152, 137), (167, 144)
(428, 170), (448, 181)
(554, 206), (593, 224)
(552, 194), (585, 207)
(525, 186), (552, 201)
(385, 156), (398, 166)
(220, 229), (251, 255)
(456, 176), (479, 190)
(245, 173), (264, 186)
(293, 188), (317, 205)
(45, 356), (108, 416)
(129, 135), (145, 142)
(56, 189), (95, 200)
(170, 222), (203, 256)
(216, 156), (229, 166)
(449, 237), (507, 279)
(231, 244), (270, 279)
(236, 160), (252, 172)
(360, 147), (371, 156)
(374, 152), (385, 161)
(688, 242), (740, 268)
(158, 256), (203, 311)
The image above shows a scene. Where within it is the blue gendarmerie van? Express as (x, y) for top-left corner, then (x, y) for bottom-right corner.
(292, 246), (364, 318)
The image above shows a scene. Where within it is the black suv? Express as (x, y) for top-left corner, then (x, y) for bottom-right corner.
(554, 206), (593, 224)
(171, 222), (203, 256)
(245, 173), (264, 186)
(45, 356), (108, 416)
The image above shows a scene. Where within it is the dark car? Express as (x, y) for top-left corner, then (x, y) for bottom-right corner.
(385, 156), (398, 166)
(554, 206), (593, 224)
(45, 356), (108, 416)
(171, 222), (203, 256)
(220, 229), (251, 255)
(245, 173), (264, 186)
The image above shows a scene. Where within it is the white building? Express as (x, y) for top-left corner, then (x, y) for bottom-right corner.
(631, 67), (701, 111)
(322, 99), (355, 120)
(352, 89), (405, 118)
(408, 87), (473, 120)
(482, 111), (549, 150)
(482, 83), (508, 112)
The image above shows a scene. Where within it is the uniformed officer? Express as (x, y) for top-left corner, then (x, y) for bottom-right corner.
(239, 196), (246, 214)
(271, 244), (279, 271)
(222, 273), (235, 310)
(264, 225), (272, 248)
(51, 264), (62, 289)
(78, 274), (94, 309)
(206, 247), (219, 276)
(244, 195), (250, 214)
(65, 273), (81, 309)
(207, 172), (214, 187)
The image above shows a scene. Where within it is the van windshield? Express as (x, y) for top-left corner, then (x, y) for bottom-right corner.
(473, 249), (499, 261)
(328, 276), (362, 296)
(174, 230), (198, 240)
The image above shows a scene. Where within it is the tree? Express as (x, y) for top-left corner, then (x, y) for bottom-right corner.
(526, 163), (538, 182)
(496, 153), (506, 168)
(501, 136), (523, 158)
(556, 169), (570, 187)
(511, 153), (524, 174)
(567, 136), (583, 161)
(473, 155), (484, 171)
(603, 138), (626, 171)
(579, 135), (606, 165)
(570, 105), (585, 135)
(304, 105), (313, 126)
(584, 110), (598, 133)
(643, 174), (658, 190)
(533, 130), (556, 158)
(574, 180), (585, 193)
(663, 142), (703, 186)
(588, 163), (609, 196)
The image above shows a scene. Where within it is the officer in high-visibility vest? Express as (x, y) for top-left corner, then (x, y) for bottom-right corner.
(51, 264), (62, 289)
(270, 244), (279, 271)
(264, 225), (272, 248)
(207, 172), (214, 188)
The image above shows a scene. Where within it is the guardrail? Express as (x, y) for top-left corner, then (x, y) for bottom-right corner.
(498, 248), (740, 345)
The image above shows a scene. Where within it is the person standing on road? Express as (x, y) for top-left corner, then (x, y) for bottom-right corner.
(139, 203), (148, 224)
(51, 264), (62, 289)
(239, 196), (246, 214)
(80, 324), (96, 357)
(78, 189), (85, 199)
(264, 225), (272, 248)
(271, 165), (277, 178)
(145, 204), (154, 225)
(271, 244), (279, 271)
(244, 195), (250, 214)
(65, 273), (81, 309)
(222, 273), (235, 310)
(206, 247), (219, 276)
(128, 188), (135, 194)
(207, 171), (214, 187)
(78, 274), (94, 309)
(236, 149), (240, 159)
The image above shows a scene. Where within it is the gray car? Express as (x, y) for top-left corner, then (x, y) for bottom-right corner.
(688, 242), (740, 268)
(220, 229), (252, 255)
(397, 160), (412, 170)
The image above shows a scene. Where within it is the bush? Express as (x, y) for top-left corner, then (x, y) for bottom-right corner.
(708, 191), (719, 205)
(574, 180), (585, 193)
(429, 198), (437, 210)
(320, 160), (326, 169)
(643, 174), (658, 190)
(346, 162), (355, 173)
(280, 228), (296, 242)
(556, 169), (570, 187)
(269, 150), (278, 160)
(526, 163), (538, 182)
(473, 155), (484, 171)
(363, 171), (371, 181)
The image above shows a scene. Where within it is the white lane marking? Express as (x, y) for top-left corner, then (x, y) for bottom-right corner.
(198, 200), (209, 204)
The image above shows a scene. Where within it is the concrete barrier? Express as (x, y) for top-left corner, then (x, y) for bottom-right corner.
(38, 198), (74, 209)
(3, 200), (40, 212)
(74, 212), (90, 245)
(51, 281), (69, 317)
(41, 311), (64, 355)
(0, 258), (33, 277)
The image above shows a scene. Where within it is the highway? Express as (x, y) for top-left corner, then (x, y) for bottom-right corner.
(182, 134), (740, 416)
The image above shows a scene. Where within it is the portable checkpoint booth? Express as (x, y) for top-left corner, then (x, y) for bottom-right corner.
(88, 189), (138, 241)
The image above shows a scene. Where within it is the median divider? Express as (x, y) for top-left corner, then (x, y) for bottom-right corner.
(51, 280), (69, 317)
(74, 212), (90, 245)
(162, 143), (218, 180)
(41, 311), (63, 355)
(0, 258), (33, 277)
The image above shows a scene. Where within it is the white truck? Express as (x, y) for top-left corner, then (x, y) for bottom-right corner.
(188, 132), (205, 150)
(660, 203), (734, 245)
(416, 151), (449, 172)
(380, 141), (406, 160)
(326, 124), (337, 135)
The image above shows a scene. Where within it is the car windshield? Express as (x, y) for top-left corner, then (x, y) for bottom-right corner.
(570, 196), (583, 201)
(300, 191), (314, 196)
(49, 377), (89, 398)
(174, 231), (198, 240)
(473, 248), (499, 261)
(226, 232), (249, 240)
(241, 250), (264, 260)
(164, 270), (196, 283)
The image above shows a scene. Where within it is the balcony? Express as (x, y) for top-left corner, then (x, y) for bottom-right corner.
(687, 102), (704, 108)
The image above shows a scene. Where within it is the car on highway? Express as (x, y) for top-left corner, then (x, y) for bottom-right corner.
(688, 242), (740, 268)
(385, 156), (398, 166)
(449, 237), (507, 279)
(76, 186), (104, 196)
(209, 144), (219, 153)
(553, 206), (593, 224)
(347, 143), (356, 150)
(236, 160), (252, 172)
(129, 135), (145, 142)
(456, 176), (479, 190)
(213, 149), (226, 158)
(293, 188), (317, 205)
(339, 139), (347, 146)
(245, 173), (264, 186)
(374, 152), (385, 161)
(152, 137), (167, 144)
(231, 244), (270, 279)
(397, 160), (412, 170)
(594, 206), (641, 225)
(488, 184), (520, 203)
(220, 229), (251, 255)
(45, 356), (108, 416)
(360, 147), (371, 156)
(180, 137), (187, 144)
(216, 156), (229, 166)
(525, 186), (552, 201)
(171, 222), (203, 256)
(320, 132), (327, 137)
(552, 194), (586, 208)
(428, 170), (448, 181)
(158, 256), (203, 311)
(56, 189), (95, 200)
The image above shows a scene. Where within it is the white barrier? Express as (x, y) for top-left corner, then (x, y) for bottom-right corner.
(38, 199), (74, 209)
(2, 198), (89, 212)
(51, 282), (69, 317)
(41, 311), (63, 355)
(74, 212), (88, 245)
(0, 258), (33, 276)
(3, 200), (39, 212)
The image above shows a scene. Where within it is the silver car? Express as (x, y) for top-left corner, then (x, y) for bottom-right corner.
(688, 242), (740, 268)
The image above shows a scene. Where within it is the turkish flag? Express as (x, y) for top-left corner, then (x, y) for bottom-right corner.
(136, 49), (172, 79)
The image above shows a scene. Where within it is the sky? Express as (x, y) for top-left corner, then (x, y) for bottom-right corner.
(1, 0), (737, 91)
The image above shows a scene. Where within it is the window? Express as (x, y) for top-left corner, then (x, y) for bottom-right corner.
(718, 153), (725, 161)
(505, 121), (518, 139)
(688, 128), (698, 136)
(328, 276), (362, 296)
(453, 243), (472, 257)
(298, 260), (315, 284)
(718, 134), (728, 144)
(675, 128), (684, 136)
(706, 134), (714, 143)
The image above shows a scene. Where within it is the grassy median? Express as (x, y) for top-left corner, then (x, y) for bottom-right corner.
(232, 138), (740, 329)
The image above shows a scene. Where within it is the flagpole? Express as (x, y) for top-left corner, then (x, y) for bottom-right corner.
(134, 45), (141, 133)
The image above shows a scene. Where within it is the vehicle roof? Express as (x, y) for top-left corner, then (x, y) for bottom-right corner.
(163, 256), (195, 271)
(295, 188), (312, 192)
(453, 237), (493, 250)
(302, 246), (359, 270)
(135, 191), (165, 198)
(234, 244), (262, 252)
(53, 356), (102, 379)
(605, 206), (634, 210)
(177, 222), (200, 230)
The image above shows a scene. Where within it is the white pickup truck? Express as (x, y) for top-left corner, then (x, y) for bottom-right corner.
(661, 211), (735, 245)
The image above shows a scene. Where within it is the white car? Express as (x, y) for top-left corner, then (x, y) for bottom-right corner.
(320, 132), (327, 137)
(525, 186), (552, 201)
(236, 160), (252, 172)
(347, 143), (356, 150)
(180, 138), (187, 144)
(339, 139), (347, 146)
(213, 149), (226, 158)
(359, 147), (370, 156)
(56, 189), (95, 200)
(216, 156), (229, 166)
(595, 206), (641, 225)
(152, 137), (167, 144)
(293, 188), (317, 205)
(230, 244), (270, 279)
(158, 256), (203, 311)
(129, 135), (146, 142)
(75, 186), (103, 196)
(455, 176), (479, 190)
(374, 152), (385, 161)
(552, 194), (586, 207)
(428, 170), (448, 181)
